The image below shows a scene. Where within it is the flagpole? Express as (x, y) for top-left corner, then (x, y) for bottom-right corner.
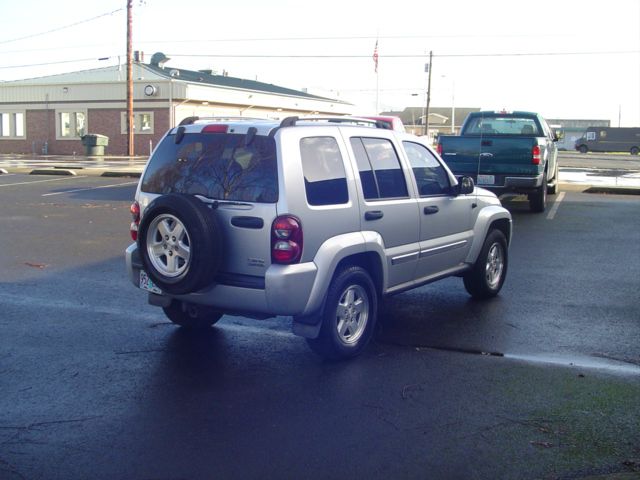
(376, 71), (379, 114)
(373, 38), (379, 113)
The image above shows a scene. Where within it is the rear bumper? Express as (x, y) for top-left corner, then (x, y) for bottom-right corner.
(125, 243), (318, 318)
(478, 173), (544, 194)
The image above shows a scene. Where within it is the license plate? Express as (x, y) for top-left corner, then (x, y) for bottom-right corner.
(139, 270), (162, 294)
(477, 174), (495, 185)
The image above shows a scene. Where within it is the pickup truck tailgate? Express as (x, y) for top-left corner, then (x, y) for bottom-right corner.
(439, 136), (538, 187)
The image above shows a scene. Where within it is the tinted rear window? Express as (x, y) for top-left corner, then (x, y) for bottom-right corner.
(141, 132), (278, 203)
(464, 116), (541, 136)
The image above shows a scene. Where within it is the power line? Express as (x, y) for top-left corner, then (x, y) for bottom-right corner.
(1, 49), (637, 71)
(0, 57), (106, 70)
(167, 50), (639, 59)
(139, 33), (571, 43)
(0, 8), (124, 46)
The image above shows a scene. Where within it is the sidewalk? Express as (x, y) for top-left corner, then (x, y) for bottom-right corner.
(0, 153), (148, 178)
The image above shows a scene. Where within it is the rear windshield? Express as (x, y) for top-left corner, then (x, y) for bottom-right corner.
(141, 132), (278, 203)
(464, 116), (541, 136)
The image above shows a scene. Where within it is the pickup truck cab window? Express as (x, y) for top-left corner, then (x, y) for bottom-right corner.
(403, 141), (451, 196)
(464, 115), (542, 136)
(350, 137), (408, 200)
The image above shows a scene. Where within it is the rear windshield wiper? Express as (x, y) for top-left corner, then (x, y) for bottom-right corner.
(194, 195), (252, 208)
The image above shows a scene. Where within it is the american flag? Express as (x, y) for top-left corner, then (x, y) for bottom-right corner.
(373, 40), (379, 73)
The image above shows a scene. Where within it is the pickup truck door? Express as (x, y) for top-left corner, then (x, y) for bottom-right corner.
(403, 141), (474, 280)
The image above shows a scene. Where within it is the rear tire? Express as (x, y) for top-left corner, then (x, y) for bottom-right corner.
(463, 229), (508, 299)
(547, 163), (559, 195)
(631, 147), (639, 156)
(529, 172), (547, 213)
(163, 300), (223, 329)
(306, 266), (377, 360)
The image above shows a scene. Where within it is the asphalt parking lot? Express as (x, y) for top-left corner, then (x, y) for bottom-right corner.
(0, 171), (639, 480)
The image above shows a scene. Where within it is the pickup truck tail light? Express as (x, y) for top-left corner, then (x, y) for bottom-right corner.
(130, 201), (140, 241)
(532, 145), (541, 165)
(271, 215), (303, 264)
(436, 143), (443, 156)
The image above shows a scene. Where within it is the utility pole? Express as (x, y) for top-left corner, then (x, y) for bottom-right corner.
(126, 0), (134, 156)
(424, 50), (433, 138)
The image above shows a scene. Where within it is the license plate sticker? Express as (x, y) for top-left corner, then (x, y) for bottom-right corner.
(139, 270), (162, 294)
(477, 174), (495, 185)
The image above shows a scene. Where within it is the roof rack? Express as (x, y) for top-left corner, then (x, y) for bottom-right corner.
(178, 116), (273, 126)
(278, 116), (389, 129)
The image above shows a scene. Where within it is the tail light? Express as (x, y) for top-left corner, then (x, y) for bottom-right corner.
(271, 215), (303, 264)
(532, 145), (541, 165)
(436, 143), (443, 156)
(130, 201), (140, 241)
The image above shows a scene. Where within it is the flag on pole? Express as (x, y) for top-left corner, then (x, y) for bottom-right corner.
(373, 40), (379, 73)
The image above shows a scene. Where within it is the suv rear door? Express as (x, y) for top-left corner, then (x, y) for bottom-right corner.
(346, 132), (420, 289)
(138, 128), (279, 280)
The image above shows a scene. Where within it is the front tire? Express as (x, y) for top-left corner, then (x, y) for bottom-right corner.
(163, 300), (223, 329)
(463, 229), (508, 299)
(306, 266), (377, 360)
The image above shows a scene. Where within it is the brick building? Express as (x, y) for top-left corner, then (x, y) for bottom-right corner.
(0, 52), (351, 156)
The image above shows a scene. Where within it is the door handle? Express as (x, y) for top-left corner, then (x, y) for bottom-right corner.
(365, 210), (384, 221)
(423, 206), (439, 215)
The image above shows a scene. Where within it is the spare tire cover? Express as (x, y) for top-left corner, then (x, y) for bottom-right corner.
(137, 194), (223, 295)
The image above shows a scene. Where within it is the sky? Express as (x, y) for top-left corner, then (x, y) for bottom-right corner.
(1, 0), (639, 126)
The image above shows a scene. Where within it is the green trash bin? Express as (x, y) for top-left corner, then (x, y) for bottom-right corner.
(81, 134), (109, 156)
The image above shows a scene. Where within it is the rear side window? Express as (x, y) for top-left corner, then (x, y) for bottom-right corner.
(350, 137), (408, 200)
(300, 136), (348, 206)
(141, 132), (277, 202)
(403, 141), (451, 196)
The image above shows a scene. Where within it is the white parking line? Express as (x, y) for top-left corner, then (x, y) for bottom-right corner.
(41, 180), (139, 197)
(546, 191), (566, 220)
(0, 175), (87, 188)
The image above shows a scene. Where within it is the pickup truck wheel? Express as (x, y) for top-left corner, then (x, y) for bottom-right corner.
(138, 194), (223, 295)
(306, 266), (377, 360)
(547, 163), (559, 195)
(631, 147), (639, 155)
(463, 229), (508, 299)
(579, 145), (588, 154)
(529, 172), (547, 213)
(163, 300), (223, 329)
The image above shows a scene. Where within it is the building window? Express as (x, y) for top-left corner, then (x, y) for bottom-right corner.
(121, 112), (154, 134)
(0, 111), (26, 138)
(56, 110), (86, 139)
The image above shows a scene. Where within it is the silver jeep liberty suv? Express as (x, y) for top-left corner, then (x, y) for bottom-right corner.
(126, 116), (512, 359)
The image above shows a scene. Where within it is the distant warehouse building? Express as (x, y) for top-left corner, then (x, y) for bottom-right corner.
(0, 52), (351, 156)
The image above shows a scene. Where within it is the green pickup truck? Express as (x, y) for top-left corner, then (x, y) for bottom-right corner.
(437, 111), (559, 213)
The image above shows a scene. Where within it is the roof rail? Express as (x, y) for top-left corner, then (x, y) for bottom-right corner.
(178, 116), (272, 126)
(278, 116), (383, 128)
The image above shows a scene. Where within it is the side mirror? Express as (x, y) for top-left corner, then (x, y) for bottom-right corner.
(458, 176), (475, 195)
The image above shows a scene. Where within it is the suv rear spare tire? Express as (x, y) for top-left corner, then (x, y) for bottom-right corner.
(138, 194), (223, 295)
